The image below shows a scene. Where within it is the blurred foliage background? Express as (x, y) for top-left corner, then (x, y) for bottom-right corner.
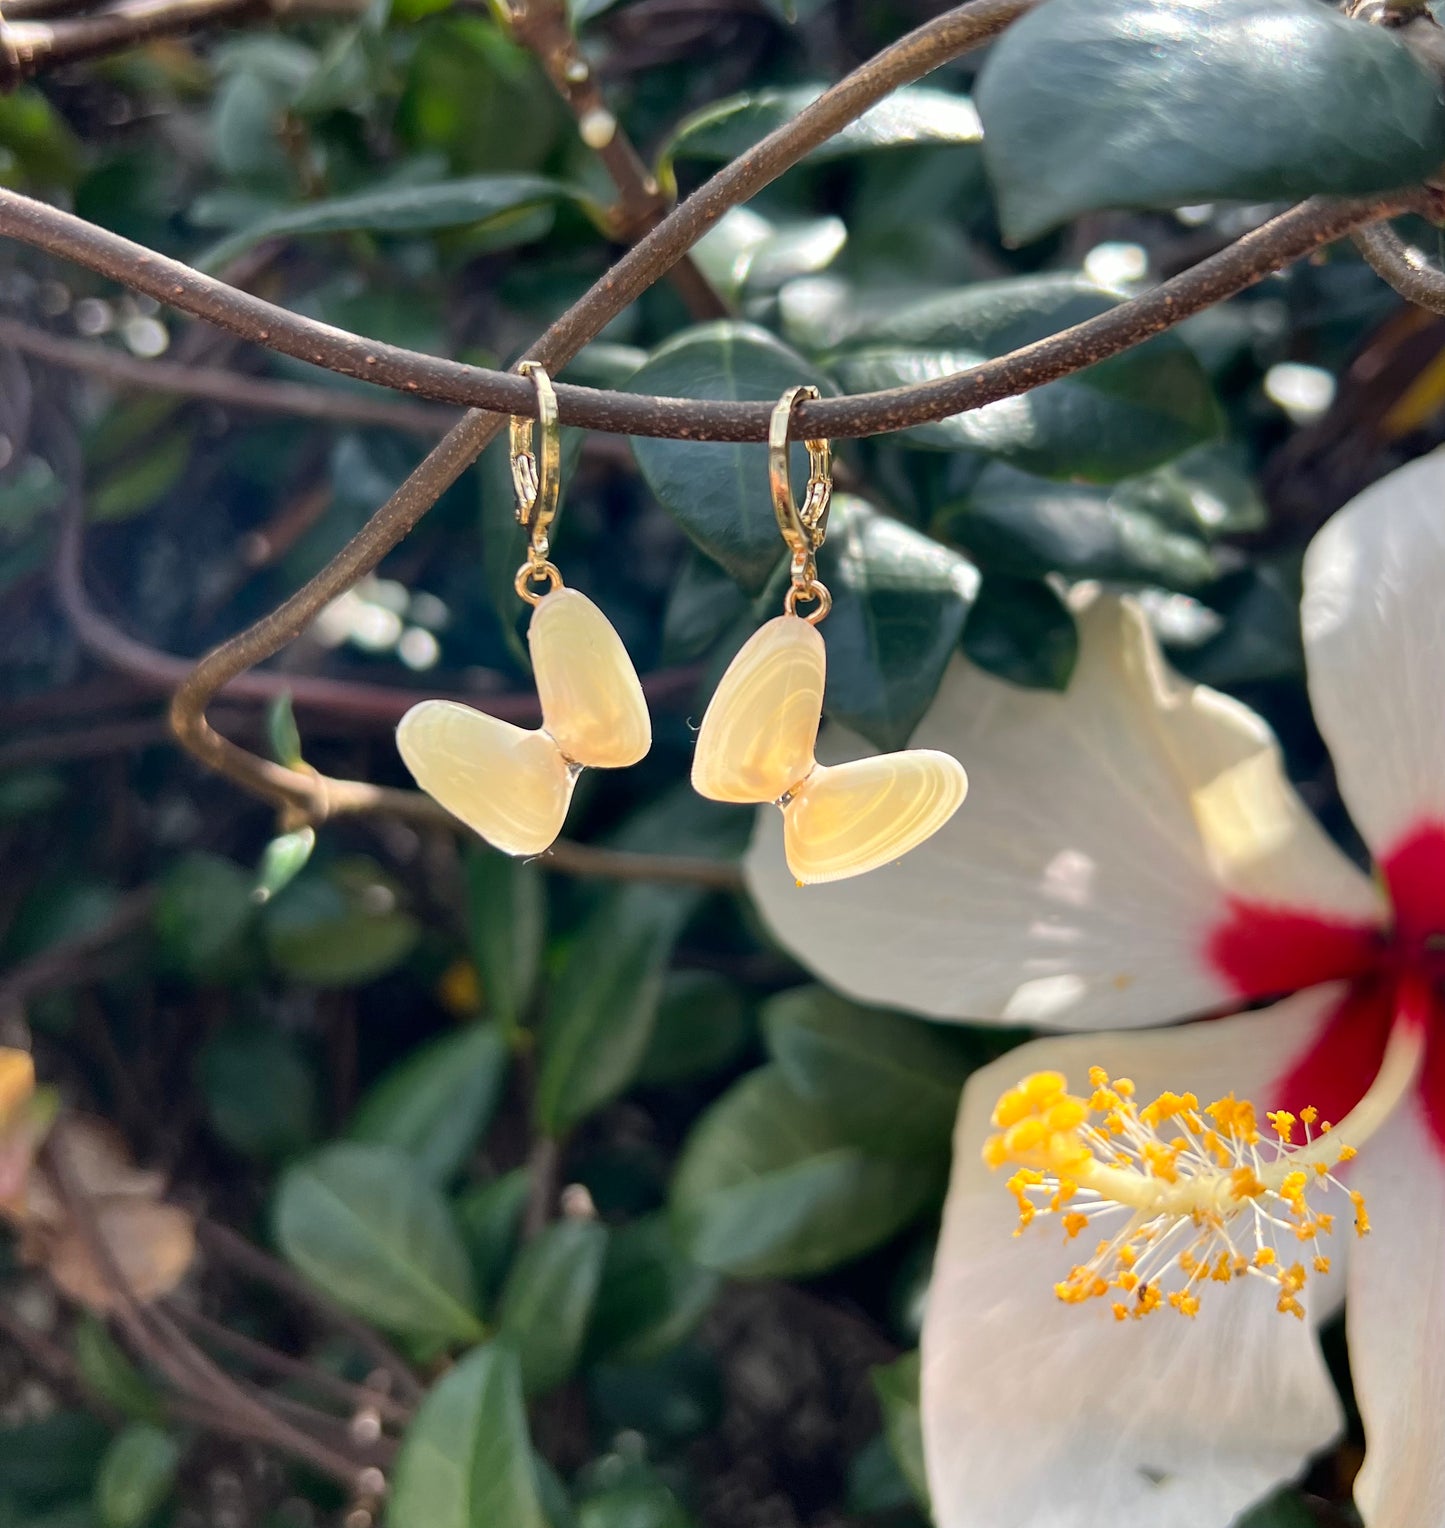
(1, 0), (1442, 1521)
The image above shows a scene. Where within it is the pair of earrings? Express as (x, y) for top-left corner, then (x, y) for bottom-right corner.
(396, 372), (967, 884)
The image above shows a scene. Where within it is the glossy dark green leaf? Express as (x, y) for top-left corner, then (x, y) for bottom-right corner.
(977, 0), (1445, 242)
(455, 1169), (530, 1307)
(88, 431), (192, 523)
(252, 827), (315, 905)
(1114, 445), (1266, 542)
(262, 859), (419, 987)
(635, 972), (752, 1088)
(586, 1215), (720, 1364)
(497, 1218), (609, 1394)
(72, 1320), (163, 1425)
(693, 210), (846, 301)
(670, 1066), (940, 1278)
(535, 883), (702, 1136)
(938, 461), (1215, 589)
(660, 552), (748, 664)
(658, 85), (980, 184)
(871, 1352), (928, 1512)
(196, 173), (583, 270)
(1176, 561), (1305, 688)
(627, 324), (830, 591)
(389, 1343), (549, 1528)
(762, 986), (970, 1158)
(465, 850), (545, 1031)
(274, 1143), (484, 1344)
(0, 88), (83, 190)
(961, 575), (1078, 691)
(199, 1024), (317, 1160)
(93, 1425), (180, 1528)
(153, 852), (254, 980)
(833, 276), (1222, 481)
(347, 1024), (509, 1182)
(815, 495), (977, 750)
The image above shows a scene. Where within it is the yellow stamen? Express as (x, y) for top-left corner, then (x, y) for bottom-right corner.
(980, 1018), (1424, 1321)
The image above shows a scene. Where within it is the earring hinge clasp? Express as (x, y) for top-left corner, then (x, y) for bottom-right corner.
(769, 384), (833, 624)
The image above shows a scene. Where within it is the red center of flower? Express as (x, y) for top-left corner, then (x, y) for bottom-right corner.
(1206, 822), (1445, 1146)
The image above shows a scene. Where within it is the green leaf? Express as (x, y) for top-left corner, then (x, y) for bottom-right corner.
(1235, 1491), (1317, 1528)
(253, 827), (315, 905)
(587, 1346), (724, 1446)
(72, 1321), (163, 1425)
(88, 431), (192, 522)
(692, 210), (847, 301)
(961, 575), (1078, 691)
(0, 1414), (108, 1509)
(762, 986), (970, 1158)
(266, 691), (302, 768)
(938, 461), (1216, 589)
(815, 495), (977, 750)
(93, 1425), (179, 1528)
(834, 276), (1222, 481)
(1179, 561), (1305, 688)
(465, 850), (545, 1030)
(977, 0), (1445, 243)
(670, 1066), (940, 1278)
(535, 884), (701, 1137)
(347, 1023), (509, 1182)
(389, 1343), (549, 1528)
(847, 1435), (916, 1517)
(0, 769), (64, 821)
(497, 1218), (609, 1395)
(586, 1215), (720, 1365)
(195, 173), (583, 270)
(635, 972), (752, 1088)
(0, 88), (82, 190)
(153, 852), (255, 980)
(871, 1352), (928, 1512)
(627, 324), (831, 591)
(658, 85), (981, 186)
(455, 1169), (530, 1308)
(262, 859), (419, 986)
(274, 1143), (484, 1345)
(199, 1025), (317, 1160)
(577, 1476), (695, 1528)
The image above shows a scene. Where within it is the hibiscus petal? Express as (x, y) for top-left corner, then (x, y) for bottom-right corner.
(1303, 450), (1445, 860)
(1346, 1101), (1445, 1528)
(923, 993), (1347, 1528)
(745, 597), (1381, 1028)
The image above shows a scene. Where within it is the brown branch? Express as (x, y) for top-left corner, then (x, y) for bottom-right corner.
(0, 0), (1039, 440)
(0, 886), (154, 1015)
(0, 0), (362, 81)
(0, 179), (1416, 439)
(0, 318), (457, 437)
(41, 1138), (369, 1488)
(168, 1306), (412, 1425)
(1354, 218), (1445, 316)
(502, 0), (727, 321)
(48, 470), (697, 726)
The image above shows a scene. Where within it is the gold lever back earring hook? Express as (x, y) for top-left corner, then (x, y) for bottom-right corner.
(769, 384), (833, 624)
(510, 361), (565, 605)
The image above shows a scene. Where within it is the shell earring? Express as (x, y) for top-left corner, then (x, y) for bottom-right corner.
(691, 386), (967, 885)
(396, 363), (651, 856)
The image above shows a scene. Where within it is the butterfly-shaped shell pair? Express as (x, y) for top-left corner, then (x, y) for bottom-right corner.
(397, 588), (649, 856)
(692, 614), (967, 884)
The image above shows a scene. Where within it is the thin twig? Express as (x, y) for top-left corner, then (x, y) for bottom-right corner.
(502, 0), (727, 320)
(522, 1136), (561, 1241)
(0, 0), (1039, 439)
(48, 472), (698, 726)
(0, 886), (154, 1015)
(41, 1138), (369, 1487)
(0, 318), (457, 437)
(0, 0), (363, 81)
(196, 1219), (426, 1406)
(0, 180), (1417, 438)
(1354, 217), (1445, 316)
(168, 1305), (412, 1426)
